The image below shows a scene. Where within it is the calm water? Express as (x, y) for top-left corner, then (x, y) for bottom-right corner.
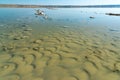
(0, 8), (120, 80)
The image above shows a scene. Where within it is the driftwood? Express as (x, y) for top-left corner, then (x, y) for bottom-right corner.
(106, 13), (120, 16)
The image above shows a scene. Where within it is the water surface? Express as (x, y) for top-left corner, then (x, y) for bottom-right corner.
(0, 8), (120, 80)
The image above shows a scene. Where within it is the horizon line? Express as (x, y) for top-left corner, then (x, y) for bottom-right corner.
(0, 4), (120, 8)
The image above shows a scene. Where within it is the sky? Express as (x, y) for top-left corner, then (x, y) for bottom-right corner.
(0, 0), (120, 5)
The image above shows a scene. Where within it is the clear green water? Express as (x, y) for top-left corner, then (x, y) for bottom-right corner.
(0, 8), (120, 80)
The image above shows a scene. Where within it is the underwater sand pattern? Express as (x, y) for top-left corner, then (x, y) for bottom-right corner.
(0, 24), (120, 80)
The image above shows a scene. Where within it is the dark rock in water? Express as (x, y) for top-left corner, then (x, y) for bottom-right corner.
(22, 24), (27, 27)
(33, 47), (39, 51)
(34, 9), (51, 20)
(33, 40), (42, 44)
(35, 9), (45, 16)
(89, 16), (95, 19)
(13, 37), (21, 40)
(13, 36), (29, 40)
(21, 36), (29, 39)
(24, 28), (32, 31)
(2, 47), (8, 51)
(2, 46), (14, 51)
(106, 13), (120, 16)
(21, 24), (29, 27)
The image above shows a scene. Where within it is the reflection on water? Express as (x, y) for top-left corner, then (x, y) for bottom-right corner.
(0, 8), (120, 80)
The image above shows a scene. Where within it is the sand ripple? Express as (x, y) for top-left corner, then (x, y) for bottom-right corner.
(0, 25), (120, 80)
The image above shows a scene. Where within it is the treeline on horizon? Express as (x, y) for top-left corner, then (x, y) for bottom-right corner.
(0, 4), (120, 8)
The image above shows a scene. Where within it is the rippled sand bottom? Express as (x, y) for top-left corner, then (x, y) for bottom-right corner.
(0, 24), (120, 80)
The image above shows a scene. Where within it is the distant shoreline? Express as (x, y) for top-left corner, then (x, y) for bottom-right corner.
(0, 4), (120, 8)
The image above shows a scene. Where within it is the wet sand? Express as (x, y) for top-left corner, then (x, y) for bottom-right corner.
(0, 22), (120, 80)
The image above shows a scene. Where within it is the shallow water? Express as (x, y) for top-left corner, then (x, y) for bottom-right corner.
(0, 8), (120, 80)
